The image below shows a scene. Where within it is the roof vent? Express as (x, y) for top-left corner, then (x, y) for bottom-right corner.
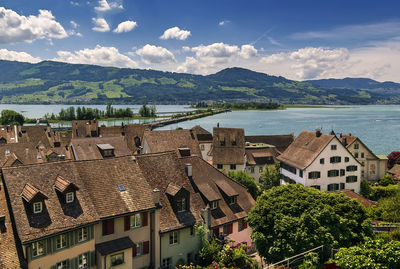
(119, 185), (126, 192)
(152, 188), (160, 206)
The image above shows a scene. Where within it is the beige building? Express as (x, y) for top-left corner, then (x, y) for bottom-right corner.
(339, 134), (387, 183)
(245, 143), (280, 183)
(278, 130), (362, 193)
(191, 126), (213, 162)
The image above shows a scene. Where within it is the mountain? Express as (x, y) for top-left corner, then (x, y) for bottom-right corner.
(0, 60), (399, 104)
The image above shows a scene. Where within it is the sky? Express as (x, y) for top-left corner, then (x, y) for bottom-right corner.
(1, 0), (400, 82)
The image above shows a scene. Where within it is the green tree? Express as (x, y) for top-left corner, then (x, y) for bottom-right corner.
(379, 173), (394, 186)
(247, 184), (372, 263)
(378, 193), (400, 222)
(0, 109), (24, 125)
(139, 104), (152, 117)
(331, 239), (400, 269)
(259, 163), (280, 190)
(228, 171), (260, 199)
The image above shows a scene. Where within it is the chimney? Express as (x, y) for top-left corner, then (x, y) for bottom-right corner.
(316, 129), (322, 137)
(329, 130), (335, 135)
(152, 188), (160, 206)
(348, 133), (352, 136)
(339, 133), (343, 138)
(343, 137), (347, 146)
(185, 164), (192, 178)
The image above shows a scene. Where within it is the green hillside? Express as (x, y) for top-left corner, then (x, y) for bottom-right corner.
(0, 60), (398, 104)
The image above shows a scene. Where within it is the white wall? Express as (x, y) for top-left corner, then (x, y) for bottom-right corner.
(199, 142), (212, 162)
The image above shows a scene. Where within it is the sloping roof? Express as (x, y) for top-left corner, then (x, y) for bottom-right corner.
(277, 130), (335, 170)
(99, 124), (151, 152)
(70, 136), (132, 160)
(388, 164), (400, 175)
(2, 156), (156, 243)
(339, 134), (378, 159)
(179, 156), (255, 228)
(143, 129), (201, 157)
(212, 127), (245, 165)
(337, 190), (376, 208)
(245, 134), (294, 153)
(72, 120), (98, 138)
(16, 125), (53, 148)
(191, 125), (213, 142)
(0, 125), (17, 144)
(246, 146), (279, 166)
(96, 236), (135, 256)
(165, 183), (182, 197)
(54, 176), (78, 193)
(136, 152), (204, 233)
(0, 143), (43, 167)
(21, 183), (48, 203)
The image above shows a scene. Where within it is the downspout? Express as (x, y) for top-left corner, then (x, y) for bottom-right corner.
(104, 255), (106, 269)
(159, 233), (162, 269)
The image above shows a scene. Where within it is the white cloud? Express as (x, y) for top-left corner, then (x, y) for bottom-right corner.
(176, 57), (204, 73)
(160, 27), (191, 40)
(0, 49), (41, 63)
(92, 18), (110, 32)
(136, 44), (176, 64)
(0, 7), (68, 44)
(113, 20), (137, 33)
(192, 42), (240, 59)
(239, 44), (258, 59)
(267, 37), (281, 46)
(70, 1), (80, 6)
(53, 45), (138, 68)
(70, 21), (78, 29)
(95, 0), (123, 12)
(219, 20), (230, 26)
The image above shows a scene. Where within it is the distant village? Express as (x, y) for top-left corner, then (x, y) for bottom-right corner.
(0, 119), (398, 268)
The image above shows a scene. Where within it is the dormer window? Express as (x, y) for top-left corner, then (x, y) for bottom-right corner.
(211, 200), (218, 210)
(231, 140), (236, 146)
(66, 192), (74, 203)
(220, 140), (226, 146)
(177, 197), (186, 212)
(97, 144), (115, 157)
(229, 196), (237, 205)
(33, 202), (42, 213)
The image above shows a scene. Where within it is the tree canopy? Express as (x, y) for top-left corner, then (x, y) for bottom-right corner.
(0, 109), (24, 125)
(228, 170), (260, 199)
(247, 184), (373, 263)
(331, 239), (400, 269)
(259, 163), (281, 190)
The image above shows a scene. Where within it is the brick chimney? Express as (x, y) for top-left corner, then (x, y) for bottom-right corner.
(152, 188), (160, 206)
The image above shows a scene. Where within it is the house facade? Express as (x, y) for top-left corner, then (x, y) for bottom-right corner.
(278, 130), (362, 193)
(245, 143), (280, 183)
(191, 126), (213, 162)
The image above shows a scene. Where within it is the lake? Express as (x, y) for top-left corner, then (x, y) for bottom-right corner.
(1, 104), (398, 155)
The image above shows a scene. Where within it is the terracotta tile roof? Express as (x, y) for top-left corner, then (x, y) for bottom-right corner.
(179, 156), (255, 228)
(72, 120), (98, 138)
(339, 134), (378, 159)
(70, 136), (132, 160)
(21, 183), (48, 203)
(165, 183), (182, 196)
(337, 190), (376, 208)
(246, 146), (279, 166)
(143, 129), (201, 157)
(136, 152), (204, 233)
(212, 127), (245, 165)
(0, 125), (17, 144)
(191, 126), (213, 142)
(245, 134), (294, 153)
(0, 143), (43, 167)
(2, 156), (156, 243)
(54, 176), (78, 193)
(389, 164), (400, 175)
(277, 130), (335, 169)
(16, 125), (54, 148)
(99, 124), (151, 153)
(0, 180), (25, 268)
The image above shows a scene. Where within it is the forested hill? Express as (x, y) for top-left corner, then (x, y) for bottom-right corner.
(0, 60), (399, 104)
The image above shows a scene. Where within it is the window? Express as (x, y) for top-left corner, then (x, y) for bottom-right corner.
(200, 144), (205, 151)
(311, 185), (321, 190)
(56, 260), (68, 269)
(330, 156), (341, 163)
(299, 170), (303, 178)
(320, 158), (325, 164)
(355, 153), (359, 158)
(177, 197), (186, 212)
(232, 140), (237, 146)
(362, 170), (365, 177)
(162, 258), (172, 269)
(33, 202), (42, 213)
(331, 145), (337, 150)
(327, 183), (339, 191)
(340, 183), (345, 190)
(346, 176), (358, 183)
(220, 140), (225, 146)
(345, 157), (349, 162)
(136, 242), (143, 256)
(102, 219), (114, 236)
(78, 227), (88, 242)
(223, 223), (233, 235)
(78, 253), (88, 269)
(66, 192), (74, 203)
(32, 241), (45, 257)
(308, 171), (321, 179)
(238, 219), (248, 232)
(354, 144), (359, 149)
(281, 162), (296, 174)
(340, 169), (345, 176)
(56, 234), (67, 249)
(250, 167), (254, 173)
(346, 165), (358, 172)
(259, 167), (263, 173)
(169, 231), (178, 245)
(361, 152), (365, 158)
(230, 164), (236, 170)
(130, 214), (142, 228)
(327, 170), (339, 177)
(110, 253), (124, 267)
(217, 164), (223, 169)
(211, 200), (218, 209)
(229, 196), (237, 205)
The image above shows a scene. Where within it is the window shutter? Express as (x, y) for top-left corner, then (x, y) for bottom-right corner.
(141, 212), (148, 227)
(108, 219), (114, 234)
(43, 240), (47, 256)
(238, 220), (243, 232)
(243, 221), (248, 229)
(213, 228), (219, 237)
(90, 251), (96, 267)
(27, 246), (32, 262)
(69, 231), (76, 247)
(102, 221), (107, 236)
(51, 266), (56, 269)
(228, 223), (233, 234)
(124, 216), (130, 231)
(89, 225), (94, 240)
(69, 257), (77, 269)
(143, 241), (150, 254)
(46, 238), (53, 254)
(132, 245), (137, 257)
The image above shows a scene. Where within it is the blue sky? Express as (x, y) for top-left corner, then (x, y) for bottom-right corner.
(1, 0), (400, 82)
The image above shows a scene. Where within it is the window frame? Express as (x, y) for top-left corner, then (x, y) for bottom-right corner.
(331, 145), (337, 150)
(345, 157), (349, 162)
(33, 201), (43, 214)
(176, 197), (186, 212)
(136, 241), (143, 256)
(78, 253), (88, 269)
(308, 171), (321, 179)
(56, 260), (68, 269)
(78, 227), (88, 242)
(327, 170), (339, 177)
(354, 144), (359, 149)
(330, 156), (341, 163)
(230, 164), (236, 170)
(66, 192), (74, 203)
(210, 200), (218, 210)
(110, 252), (124, 267)
(346, 176), (358, 183)
(169, 231), (178, 245)
(130, 213), (142, 229)
(346, 165), (358, 172)
(229, 196), (237, 205)
(56, 234), (67, 250)
(32, 240), (45, 257)
(320, 158), (325, 164)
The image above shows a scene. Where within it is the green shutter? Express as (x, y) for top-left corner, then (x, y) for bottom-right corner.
(51, 265), (56, 269)
(52, 237), (57, 253)
(43, 240), (47, 256)
(69, 257), (77, 269)
(90, 251), (96, 266)
(26, 246), (32, 262)
(69, 231), (76, 246)
(46, 238), (53, 254)
(75, 229), (79, 244)
(89, 225), (94, 240)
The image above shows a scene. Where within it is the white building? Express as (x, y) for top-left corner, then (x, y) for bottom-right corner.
(277, 130), (362, 193)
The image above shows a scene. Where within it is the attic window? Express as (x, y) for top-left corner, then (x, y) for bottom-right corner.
(33, 202), (43, 213)
(97, 144), (115, 157)
(211, 200), (218, 210)
(119, 185), (126, 192)
(5, 149), (10, 155)
(177, 197), (187, 212)
(231, 140), (236, 146)
(66, 192), (74, 203)
(37, 154), (42, 159)
(220, 140), (226, 146)
(229, 196), (237, 205)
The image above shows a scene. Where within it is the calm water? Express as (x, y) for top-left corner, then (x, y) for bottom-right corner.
(1, 104), (399, 154)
